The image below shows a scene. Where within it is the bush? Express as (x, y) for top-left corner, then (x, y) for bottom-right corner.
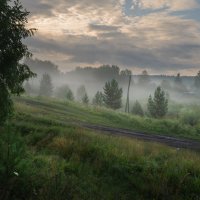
(181, 111), (200, 126)
(131, 101), (144, 116)
(0, 124), (28, 199)
(0, 84), (13, 124)
(55, 85), (74, 101)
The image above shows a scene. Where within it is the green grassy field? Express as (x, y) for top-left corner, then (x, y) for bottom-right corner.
(0, 96), (200, 199)
(14, 96), (200, 140)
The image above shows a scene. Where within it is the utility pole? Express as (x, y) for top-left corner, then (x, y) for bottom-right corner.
(125, 74), (131, 113)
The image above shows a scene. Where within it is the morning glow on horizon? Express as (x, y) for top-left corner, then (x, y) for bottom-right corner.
(22, 0), (200, 75)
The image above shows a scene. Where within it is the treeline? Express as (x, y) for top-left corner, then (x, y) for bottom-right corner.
(24, 73), (169, 118)
(25, 58), (200, 91)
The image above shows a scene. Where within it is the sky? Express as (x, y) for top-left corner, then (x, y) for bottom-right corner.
(22, 0), (200, 75)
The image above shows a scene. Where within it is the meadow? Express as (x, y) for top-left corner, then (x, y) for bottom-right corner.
(0, 96), (200, 199)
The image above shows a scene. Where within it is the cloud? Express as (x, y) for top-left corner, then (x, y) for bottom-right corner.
(22, 0), (200, 74)
(140, 0), (199, 11)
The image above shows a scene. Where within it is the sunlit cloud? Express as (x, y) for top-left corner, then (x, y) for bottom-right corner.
(22, 0), (200, 75)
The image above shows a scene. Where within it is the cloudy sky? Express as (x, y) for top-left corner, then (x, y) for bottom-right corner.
(22, 0), (200, 75)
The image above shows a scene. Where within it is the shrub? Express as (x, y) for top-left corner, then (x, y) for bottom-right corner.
(131, 101), (144, 116)
(181, 111), (200, 126)
(55, 85), (74, 101)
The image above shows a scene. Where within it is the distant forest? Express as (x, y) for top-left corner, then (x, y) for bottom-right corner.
(25, 58), (196, 86)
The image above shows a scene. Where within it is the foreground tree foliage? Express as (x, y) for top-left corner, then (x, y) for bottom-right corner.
(39, 74), (53, 97)
(0, 0), (36, 123)
(103, 79), (123, 110)
(148, 86), (168, 118)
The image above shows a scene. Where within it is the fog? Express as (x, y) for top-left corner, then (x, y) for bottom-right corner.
(24, 58), (200, 107)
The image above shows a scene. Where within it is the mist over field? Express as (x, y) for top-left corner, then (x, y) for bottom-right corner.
(1, 0), (200, 199)
(24, 58), (200, 106)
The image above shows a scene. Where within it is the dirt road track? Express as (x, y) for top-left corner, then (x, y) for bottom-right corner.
(84, 124), (200, 151)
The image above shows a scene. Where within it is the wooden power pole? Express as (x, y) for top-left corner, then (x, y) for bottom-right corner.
(125, 75), (131, 113)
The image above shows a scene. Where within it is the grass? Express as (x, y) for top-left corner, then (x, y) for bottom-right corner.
(14, 96), (200, 140)
(0, 96), (200, 199)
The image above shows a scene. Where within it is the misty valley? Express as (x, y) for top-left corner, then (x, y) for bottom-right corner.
(1, 0), (200, 200)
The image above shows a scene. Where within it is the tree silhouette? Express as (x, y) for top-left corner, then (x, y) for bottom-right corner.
(174, 73), (187, 92)
(66, 89), (74, 101)
(0, 0), (36, 123)
(39, 74), (53, 97)
(138, 70), (150, 86)
(103, 79), (123, 110)
(82, 93), (89, 105)
(148, 87), (168, 118)
(55, 85), (74, 101)
(93, 91), (104, 106)
(77, 85), (87, 101)
(132, 101), (144, 116)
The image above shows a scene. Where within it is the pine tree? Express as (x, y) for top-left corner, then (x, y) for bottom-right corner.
(93, 91), (104, 106)
(77, 85), (87, 101)
(39, 74), (53, 97)
(66, 89), (74, 101)
(131, 101), (144, 116)
(55, 85), (74, 101)
(147, 87), (168, 118)
(103, 79), (123, 110)
(82, 93), (89, 105)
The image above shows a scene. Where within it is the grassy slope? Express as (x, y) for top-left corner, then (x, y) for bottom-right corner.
(14, 96), (200, 140)
(0, 96), (200, 199)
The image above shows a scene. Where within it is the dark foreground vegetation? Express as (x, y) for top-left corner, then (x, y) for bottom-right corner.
(1, 96), (200, 200)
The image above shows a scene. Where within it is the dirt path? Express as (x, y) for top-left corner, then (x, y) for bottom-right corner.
(83, 124), (200, 151)
(16, 97), (200, 151)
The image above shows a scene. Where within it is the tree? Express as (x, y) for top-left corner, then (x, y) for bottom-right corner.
(103, 79), (123, 110)
(93, 91), (104, 106)
(0, 0), (36, 123)
(39, 74), (53, 97)
(120, 69), (132, 77)
(138, 70), (150, 86)
(66, 89), (74, 101)
(194, 71), (200, 90)
(174, 73), (187, 92)
(147, 86), (168, 118)
(131, 101), (144, 116)
(77, 85), (87, 101)
(82, 93), (89, 105)
(55, 85), (74, 101)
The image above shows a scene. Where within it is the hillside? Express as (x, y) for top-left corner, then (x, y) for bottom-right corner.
(0, 96), (200, 199)
(14, 96), (200, 140)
